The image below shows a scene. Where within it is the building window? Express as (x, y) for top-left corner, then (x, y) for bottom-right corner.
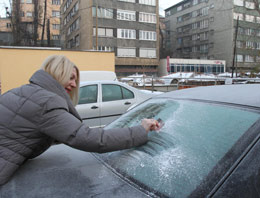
(192, 10), (198, 17)
(75, 34), (80, 46)
(6, 23), (11, 28)
(139, 0), (156, 6)
(245, 55), (254, 62)
(245, 14), (255, 22)
(177, 38), (182, 44)
(117, 29), (136, 39)
(236, 54), (243, 62)
(246, 41), (255, 49)
(20, 11), (25, 17)
(192, 34), (199, 40)
(52, 24), (60, 30)
(192, 46), (199, 52)
(26, 0), (32, 3)
(245, 28), (253, 35)
(200, 32), (208, 40)
(64, 2), (79, 25)
(200, 19), (209, 29)
(52, 34), (60, 40)
(26, 12), (33, 17)
(52, 10), (60, 17)
(67, 18), (80, 35)
(92, 7), (113, 19)
(177, 5), (182, 11)
(118, 0), (135, 3)
(192, 22), (198, 29)
(165, 10), (171, 16)
(200, 7), (209, 16)
(64, 0), (74, 12)
(238, 27), (244, 34)
(93, 28), (113, 37)
(256, 42), (260, 49)
(236, 40), (244, 48)
(256, 17), (260, 23)
(177, 16), (182, 23)
(117, 10), (136, 21)
(117, 47), (136, 57)
(193, 0), (198, 5)
(200, 44), (208, 53)
(183, 2), (191, 8)
(234, 0), (244, 6)
(256, 30), (260, 37)
(139, 12), (156, 23)
(139, 30), (156, 41)
(233, 12), (244, 20)
(245, 1), (255, 9)
(52, 0), (61, 5)
(97, 46), (114, 52)
(139, 48), (156, 58)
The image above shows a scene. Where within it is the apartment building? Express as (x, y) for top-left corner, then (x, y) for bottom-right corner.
(60, 0), (160, 76)
(0, 18), (13, 45)
(165, 0), (260, 72)
(0, 0), (62, 46)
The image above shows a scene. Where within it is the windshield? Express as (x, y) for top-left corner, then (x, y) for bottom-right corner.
(99, 99), (260, 197)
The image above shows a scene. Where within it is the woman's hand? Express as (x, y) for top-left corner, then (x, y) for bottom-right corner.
(141, 119), (160, 133)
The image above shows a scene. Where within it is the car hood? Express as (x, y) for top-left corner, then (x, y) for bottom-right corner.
(0, 144), (148, 198)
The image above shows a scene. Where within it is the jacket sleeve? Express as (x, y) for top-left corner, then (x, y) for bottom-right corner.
(39, 96), (148, 153)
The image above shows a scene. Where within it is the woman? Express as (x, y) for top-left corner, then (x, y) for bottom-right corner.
(0, 55), (159, 185)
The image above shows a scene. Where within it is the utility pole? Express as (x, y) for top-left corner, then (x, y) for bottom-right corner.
(41, 0), (47, 46)
(231, 16), (239, 78)
(95, 5), (98, 50)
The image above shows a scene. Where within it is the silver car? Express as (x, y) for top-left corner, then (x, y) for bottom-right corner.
(76, 80), (153, 128)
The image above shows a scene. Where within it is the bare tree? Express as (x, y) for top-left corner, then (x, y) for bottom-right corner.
(47, 19), (50, 46)
(33, 0), (39, 46)
(252, 0), (260, 15)
(11, 0), (22, 45)
(9, 0), (43, 46)
(41, 0), (47, 46)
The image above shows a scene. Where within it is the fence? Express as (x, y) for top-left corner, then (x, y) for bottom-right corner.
(119, 76), (260, 93)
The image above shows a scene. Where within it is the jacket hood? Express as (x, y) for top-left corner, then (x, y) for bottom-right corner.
(29, 70), (81, 121)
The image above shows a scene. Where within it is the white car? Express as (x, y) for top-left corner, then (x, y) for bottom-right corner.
(76, 80), (154, 128)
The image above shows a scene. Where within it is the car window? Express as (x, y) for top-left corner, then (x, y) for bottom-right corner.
(122, 87), (134, 99)
(99, 99), (260, 198)
(102, 84), (123, 102)
(78, 85), (98, 104)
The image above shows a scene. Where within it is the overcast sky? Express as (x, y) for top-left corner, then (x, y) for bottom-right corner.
(0, 0), (183, 18)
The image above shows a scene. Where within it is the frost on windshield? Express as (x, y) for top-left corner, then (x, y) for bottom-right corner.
(100, 99), (260, 198)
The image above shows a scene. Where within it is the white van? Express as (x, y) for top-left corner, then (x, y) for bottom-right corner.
(80, 71), (117, 82)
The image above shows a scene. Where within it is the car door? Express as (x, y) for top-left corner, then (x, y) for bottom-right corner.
(76, 84), (101, 127)
(100, 83), (136, 126)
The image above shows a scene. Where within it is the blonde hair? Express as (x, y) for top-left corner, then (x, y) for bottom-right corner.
(41, 55), (80, 106)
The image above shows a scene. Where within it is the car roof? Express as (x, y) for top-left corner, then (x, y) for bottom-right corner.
(156, 84), (260, 108)
(80, 80), (127, 87)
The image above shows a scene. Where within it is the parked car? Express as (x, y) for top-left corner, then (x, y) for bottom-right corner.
(80, 71), (117, 81)
(76, 80), (154, 128)
(1, 84), (259, 198)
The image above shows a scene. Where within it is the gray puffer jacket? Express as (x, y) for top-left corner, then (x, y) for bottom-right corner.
(0, 70), (148, 185)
